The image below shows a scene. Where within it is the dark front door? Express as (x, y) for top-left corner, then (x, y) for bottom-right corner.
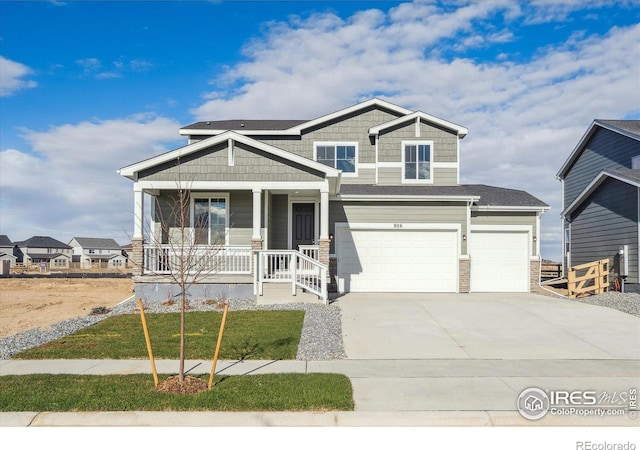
(292, 203), (315, 250)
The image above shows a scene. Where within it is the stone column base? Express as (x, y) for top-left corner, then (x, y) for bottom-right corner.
(131, 238), (144, 276)
(459, 257), (470, 293)
(530, 258), (541, 292)
(251, 238), (264, 276)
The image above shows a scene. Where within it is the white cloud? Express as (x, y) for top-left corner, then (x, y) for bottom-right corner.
(0, 115), (183, 244)
(0, 56), (37, 97)
(74, 57), (153, 79)
(190, 2), (639, 261)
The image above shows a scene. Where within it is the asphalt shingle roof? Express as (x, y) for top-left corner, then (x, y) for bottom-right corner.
(0, 235), (12, 247)
(181, 119), (308, 131)
(72, 237), (121, 249)
(597, 120), (640, 139)
(607, 168), (640, 184)
(339, 184), (548, 208)
(14, 236), (72, 249)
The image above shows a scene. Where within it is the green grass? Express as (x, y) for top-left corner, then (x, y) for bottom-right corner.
(14, 310), (305, 360)
(0, 373), (354, 411)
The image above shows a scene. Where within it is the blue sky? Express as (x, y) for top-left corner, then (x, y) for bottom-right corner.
(1, 0), (639, 262)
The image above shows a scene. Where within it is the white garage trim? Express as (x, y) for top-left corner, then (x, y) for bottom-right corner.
(335, 222), (461, 293)
(469, 225), (532, 292)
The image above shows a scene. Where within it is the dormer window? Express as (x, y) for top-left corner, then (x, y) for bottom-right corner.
(314, 142), (357, 176)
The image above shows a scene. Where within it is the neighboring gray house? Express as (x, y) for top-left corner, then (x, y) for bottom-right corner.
(69, 237), (126, 268)
(13, 236), (72, 269)
(557, 120), (640, 292)
(119, 98), (549, 301)
(0, 235), (17, 268)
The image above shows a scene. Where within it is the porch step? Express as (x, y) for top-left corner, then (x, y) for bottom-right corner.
(256, 283), (324, 305)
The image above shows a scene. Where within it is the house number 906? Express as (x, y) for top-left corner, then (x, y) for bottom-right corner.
(393, 223), (403, 229)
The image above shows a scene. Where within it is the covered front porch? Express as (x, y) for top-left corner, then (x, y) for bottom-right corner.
(129, 183), (333, 303)
(119, 130), (342, 303)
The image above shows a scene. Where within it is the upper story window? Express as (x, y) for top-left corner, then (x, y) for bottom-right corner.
(314, 142), (357, 176)
(402, 141), (433, 183)
(192, 194), (229, 246)
(88, 249), (95, 254)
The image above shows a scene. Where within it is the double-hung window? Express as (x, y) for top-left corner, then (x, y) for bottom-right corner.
(192, 195), (229, 245)
(402, 141), (433, 183)
(314, 142), (357, 175)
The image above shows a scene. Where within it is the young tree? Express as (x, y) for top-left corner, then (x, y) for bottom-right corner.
(141, 164), (229, 385)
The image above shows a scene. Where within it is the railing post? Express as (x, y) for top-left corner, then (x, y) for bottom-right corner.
(321, 266), (328, 305)
(291, 253), (297, 296)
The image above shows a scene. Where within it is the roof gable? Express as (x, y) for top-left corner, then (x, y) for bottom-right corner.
(557, 120), (640, 179)
(368, 111), (468, 138)
(562, 168), (640, 216)
(119, 130), (341, 179)
(0, 235), (12, 247)
(179, 98), (412, 137)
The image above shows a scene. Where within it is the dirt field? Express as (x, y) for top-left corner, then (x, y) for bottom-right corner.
(0, 278), (134, 337)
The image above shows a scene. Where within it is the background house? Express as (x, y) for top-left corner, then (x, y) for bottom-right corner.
(69, 237), (126, 269)
(557, 120), (640, 292)
(13, 236), (73, 270)
(0, 235), (17, 269)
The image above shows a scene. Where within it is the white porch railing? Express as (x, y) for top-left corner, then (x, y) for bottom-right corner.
(143, 245), (251, 275)
(297, 244), (319, 261)
(254, 250), (328, 304)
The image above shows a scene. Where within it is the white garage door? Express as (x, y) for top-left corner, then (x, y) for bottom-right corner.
(470, 231), (529, 292)
(336, 228), (458, 292)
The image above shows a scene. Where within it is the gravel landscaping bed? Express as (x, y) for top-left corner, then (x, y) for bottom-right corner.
(0, 298), (346, 361)
(572, 291), (640, 318)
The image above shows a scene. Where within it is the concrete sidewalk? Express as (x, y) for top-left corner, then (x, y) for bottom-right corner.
(1, 357), (639, 426)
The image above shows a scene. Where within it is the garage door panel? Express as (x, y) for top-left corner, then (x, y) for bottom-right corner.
(337, 228), (458, 293)
(470, 231), (529, 292)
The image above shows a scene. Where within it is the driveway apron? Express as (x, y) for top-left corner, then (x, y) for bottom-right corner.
(335, 292), (640, 413)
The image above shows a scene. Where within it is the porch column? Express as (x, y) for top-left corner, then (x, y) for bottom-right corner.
(251, 189), (263, 275)
(318, 188), (330, 270)
(320, 188), (329, 240)
(131, 185), (144, 276)
(252, 188), (262, 241)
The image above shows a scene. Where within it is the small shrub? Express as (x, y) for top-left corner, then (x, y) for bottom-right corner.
(89, 306), (110, 315)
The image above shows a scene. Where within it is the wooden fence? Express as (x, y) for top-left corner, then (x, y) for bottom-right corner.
(567, 259), (609, 299)
(541, 262), (562, 280)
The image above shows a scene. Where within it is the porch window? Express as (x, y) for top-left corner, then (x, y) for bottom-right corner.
(193, 196), (228, 245)
(314, 142), (357, 175)
(403, 141), (433, 182)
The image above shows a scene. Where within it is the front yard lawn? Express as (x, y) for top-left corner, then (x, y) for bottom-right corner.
(13, 310), (305, 360)
(0, 373), (354, 411)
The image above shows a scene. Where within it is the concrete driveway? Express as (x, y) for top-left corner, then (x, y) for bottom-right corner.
(332, 292), (640, 416)
(338, 292), (640, 360)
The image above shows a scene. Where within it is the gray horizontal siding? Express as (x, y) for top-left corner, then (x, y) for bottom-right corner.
(434, 167), (458, 186)
(342, 168), (375, 184)
(564, 127), (640, 206)
(329, 201), (467, 253)
(378, 167), (401, 185)
(569, 178), (638, 282)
